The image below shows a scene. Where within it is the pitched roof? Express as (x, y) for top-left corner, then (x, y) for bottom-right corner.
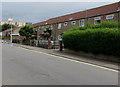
(32, 2), (119, 27)
(2, 27), (20, 33)
(32, 21), (47, 27)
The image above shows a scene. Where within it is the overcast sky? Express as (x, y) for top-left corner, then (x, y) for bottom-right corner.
(1, 1), (119, 24)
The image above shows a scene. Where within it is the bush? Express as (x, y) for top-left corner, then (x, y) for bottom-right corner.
(12, 39), (20, 43)
(67, 26), (87, 32)
(62, 28), (120, 56)
(86, 21), (118, 29)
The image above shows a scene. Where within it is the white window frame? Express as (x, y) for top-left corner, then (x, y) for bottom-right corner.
(50, 24), (53, 30)
(71, 21), (76, 25)
(58, 23), (62, 29)
(58, 35), (62, 40)
(64, 22), (68, 26)
(79, 19), (85, 26)
(94, 16), (101, 24)
(106, 14), (114, 20)
(38, 26), (42, 30)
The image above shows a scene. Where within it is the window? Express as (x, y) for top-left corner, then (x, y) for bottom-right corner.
(64, 22), (68, 26)
(50, 25), (53, 30)
(71, 21), (76, 25)
(106, 14), (114, 20)
(58, 23), (62, 29)
(35, 28), (37, 32)
(79, 19), (85, 26)
(94, 17), (101, 24)
(38, 26), (42, 30)
(42, 26), (44, 28)
(58, 35), (62, 40)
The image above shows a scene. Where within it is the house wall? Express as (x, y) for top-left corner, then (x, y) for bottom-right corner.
(52, 23), (58, 41)
(36, 11), (119, 41)
(54, 20), (80, 40)
(87, 12), (119, 24)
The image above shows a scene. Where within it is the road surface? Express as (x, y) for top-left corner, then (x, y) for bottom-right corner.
(2, 43), (118, 85)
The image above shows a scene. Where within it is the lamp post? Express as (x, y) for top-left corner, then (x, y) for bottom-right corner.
(8, 18), (13, 43)
(116, 2), (120, 31)
(117, 1), (120, 31)
(85, 8), (88, 27)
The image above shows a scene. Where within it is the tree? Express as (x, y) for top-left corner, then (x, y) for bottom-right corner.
(19, 25), (34, 38)
(2, 23), (15, 31)
(43, 26), (52, 40)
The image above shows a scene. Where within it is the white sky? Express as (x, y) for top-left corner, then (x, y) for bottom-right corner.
(1, 0), (120, 2)
(1, 0), (120, 23)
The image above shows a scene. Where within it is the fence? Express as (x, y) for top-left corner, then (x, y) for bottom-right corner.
(30, 40), (59, 49)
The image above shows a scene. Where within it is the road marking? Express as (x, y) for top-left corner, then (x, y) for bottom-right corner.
(18, 46), (119, 73)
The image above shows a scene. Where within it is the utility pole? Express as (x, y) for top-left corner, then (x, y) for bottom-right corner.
(118, 1), (120, 31)
(85, 8), (88, 27)
(8, 18), (13, 43)
(10, 24), (12, 43)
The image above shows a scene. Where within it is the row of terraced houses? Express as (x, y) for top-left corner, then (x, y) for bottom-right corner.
(32, 2), (120, 42)
(2, 2), (120, 44)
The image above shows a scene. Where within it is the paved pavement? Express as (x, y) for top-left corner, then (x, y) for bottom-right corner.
(2, 43), (118, 85)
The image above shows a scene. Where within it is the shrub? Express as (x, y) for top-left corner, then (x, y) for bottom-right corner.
(19, 25), (34, 38)
(66, 21), (118, 33)
(86, 21), (118, 29)
(66, 26), (87, 32)
(12, 39), (20, 43)
(62, 28), (120, 56)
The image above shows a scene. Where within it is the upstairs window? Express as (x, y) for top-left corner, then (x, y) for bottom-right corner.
(38, 26), (42, 30)
(94, 16), (101, 24)
(79, 19), (85, 26)
(58, 23), (62, 29)
(42, 26), (44, 28)
(71, 21), (76, 25)
(106, 14), (114, 20)
(50, 25), (53, 30)
(64, 22), (68, 26)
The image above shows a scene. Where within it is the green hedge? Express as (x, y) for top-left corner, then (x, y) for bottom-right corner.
(87, 21), (118, 29)
(12, 39), (20, 43)
(62, 28), (120, 56)
(66, 21), (118, 32)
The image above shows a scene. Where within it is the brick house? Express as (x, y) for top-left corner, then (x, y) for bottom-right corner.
(2, 27), (25, 41)
(32, 2), (120, 41)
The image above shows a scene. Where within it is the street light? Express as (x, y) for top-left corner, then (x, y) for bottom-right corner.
(117, 2), (120, 31)
(85, 8), (88, 27)
(8, 18), (13, 43)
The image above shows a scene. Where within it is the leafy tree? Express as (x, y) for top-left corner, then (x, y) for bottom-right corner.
(19, 25), (34, 38)
(2, 23), (15, 31)
(43, 26), (52, 40)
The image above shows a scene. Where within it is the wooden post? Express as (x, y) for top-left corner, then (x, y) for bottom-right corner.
(59, 40), (63, 51)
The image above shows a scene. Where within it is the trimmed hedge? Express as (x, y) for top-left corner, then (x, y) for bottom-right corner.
(86, 21), (118, 29)
(66, 21), (118, 32)
(62, 28), (120, 56)
(12, 39), (20, 43)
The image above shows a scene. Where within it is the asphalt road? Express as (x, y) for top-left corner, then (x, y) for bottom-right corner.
(2, 43), (118, 85)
